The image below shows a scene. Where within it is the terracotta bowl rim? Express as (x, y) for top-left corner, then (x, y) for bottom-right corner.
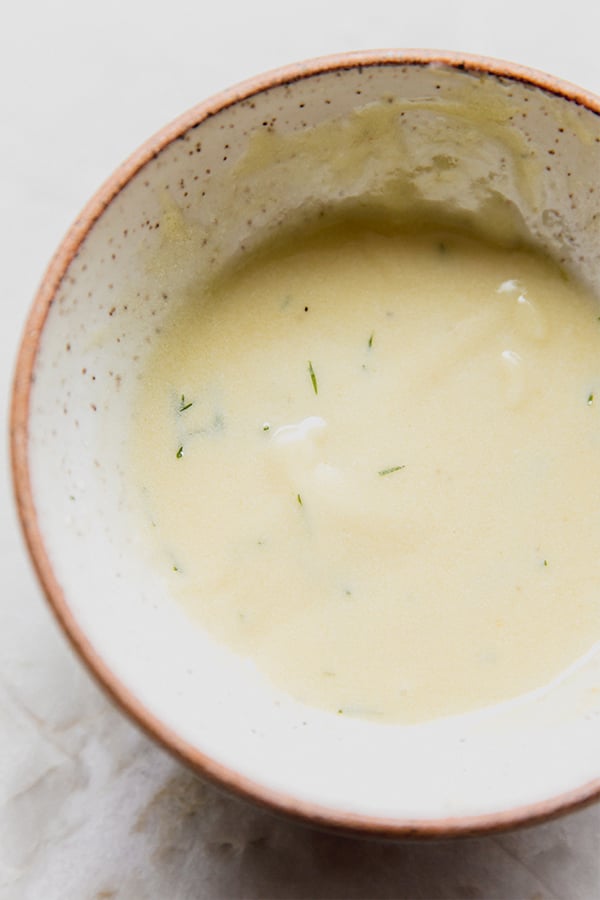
(10, 48), (600, 839)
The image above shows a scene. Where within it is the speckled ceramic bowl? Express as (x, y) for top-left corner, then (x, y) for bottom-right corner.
(11, 50), (600, 838)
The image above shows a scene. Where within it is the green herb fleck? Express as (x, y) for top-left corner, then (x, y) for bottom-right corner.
(69, 495), (75, 502)
(308, 360), (318, 395)
(588, 393), (595, 406)
(172, 565), (179, 572)
(378, 465), (406, 476)
(543, 559), (548, 567)
(176, 445), (184, 459)
(297, 493), (303, 506)
(368, 332), (374, 349)
(262, 422), (270, 432)
(337, 708), (344, 715)
(179, 394), (193, 412)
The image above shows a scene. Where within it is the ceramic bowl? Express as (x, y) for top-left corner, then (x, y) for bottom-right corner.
(11, 50), (600, 837)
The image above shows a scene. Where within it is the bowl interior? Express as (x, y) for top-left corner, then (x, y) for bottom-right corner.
(18, 56), (600, 831)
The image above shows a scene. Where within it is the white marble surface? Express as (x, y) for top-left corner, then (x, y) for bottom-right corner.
(2, 2), (600, 897)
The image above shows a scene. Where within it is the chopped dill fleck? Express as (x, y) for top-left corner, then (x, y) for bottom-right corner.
(588, 393), (595, 406)
(337, 709), (344, 715)
(262, 422), (270, 432)
(172, 565), (179, 572)
(179, 394), (193, 412)
(378, 465), (406, 476)
(368, 332), (374, 349)
(297, 493), (303, 506)
(543, 559), (549, 567)
(308, 360), (318, 395)
(176, 445), (184, 459)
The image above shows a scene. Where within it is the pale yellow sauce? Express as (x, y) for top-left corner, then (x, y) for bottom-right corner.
(132, 223), (600, 723)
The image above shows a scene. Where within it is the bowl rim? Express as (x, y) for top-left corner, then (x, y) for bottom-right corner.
(10, 48), (600, 839)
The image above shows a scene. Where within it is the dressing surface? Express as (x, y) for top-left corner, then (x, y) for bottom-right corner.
(133, 224), (600, 722)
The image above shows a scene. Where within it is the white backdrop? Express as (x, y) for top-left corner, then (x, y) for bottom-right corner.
(2, 2), (600, 897)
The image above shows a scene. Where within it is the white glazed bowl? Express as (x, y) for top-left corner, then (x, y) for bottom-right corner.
(11, 50), (600, 837)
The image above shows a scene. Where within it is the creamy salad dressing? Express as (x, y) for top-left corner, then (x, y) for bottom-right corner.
(132, 223), (600, 723)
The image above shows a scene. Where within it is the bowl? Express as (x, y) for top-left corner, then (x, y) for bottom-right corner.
(11, 50), (600, 838)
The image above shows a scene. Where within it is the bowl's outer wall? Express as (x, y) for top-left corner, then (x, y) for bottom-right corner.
(11, 50), (600, 838)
